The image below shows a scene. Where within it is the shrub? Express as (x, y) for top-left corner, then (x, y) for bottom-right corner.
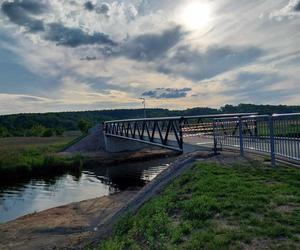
(42, 128), (53, 137)
(78, 119), (92, 134)
(25, 124), (46, 137)
(55, 127), (64, 136)
(0, 126), (10, 137)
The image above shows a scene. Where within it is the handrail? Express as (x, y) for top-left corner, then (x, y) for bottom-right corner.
(104, 116), (183, 123)
(104, 113), (259, 124)
(273, 113), (300, 117)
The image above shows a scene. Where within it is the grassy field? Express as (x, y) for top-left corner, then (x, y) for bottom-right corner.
(0, 134), (83, 181)
(99, 160), (300, 249)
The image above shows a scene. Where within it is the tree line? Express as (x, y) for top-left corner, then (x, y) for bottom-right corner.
(0, 104), (300, 138)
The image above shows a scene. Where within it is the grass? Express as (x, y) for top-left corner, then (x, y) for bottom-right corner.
(0, 135), (84, 181)
(98, 160), (300, 249)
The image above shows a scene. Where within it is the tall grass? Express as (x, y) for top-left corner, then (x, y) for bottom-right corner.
(0, 138), (84, 182)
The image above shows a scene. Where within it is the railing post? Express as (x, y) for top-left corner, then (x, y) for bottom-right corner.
(269, 115), (276, 167)
(254, 119), (258, 137)
(179, 117), (184, 151)
(213, 119), (218, 155)
(104, 122), (107, 134)
(239, 117), (244, 157)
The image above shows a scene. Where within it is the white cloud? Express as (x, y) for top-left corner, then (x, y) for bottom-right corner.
(269, 0), (300, 20)
(0, 0), (300, 114)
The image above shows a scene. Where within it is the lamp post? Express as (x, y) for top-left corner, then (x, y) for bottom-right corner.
(140, 97), (146, 118)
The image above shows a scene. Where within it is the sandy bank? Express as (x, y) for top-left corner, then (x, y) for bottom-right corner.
(0, 190), (139, 250)
(0, 148), (179, 250)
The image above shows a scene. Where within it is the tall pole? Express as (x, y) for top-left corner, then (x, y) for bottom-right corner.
(140, 98), (146, 118)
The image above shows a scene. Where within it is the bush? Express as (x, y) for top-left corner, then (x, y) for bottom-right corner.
(78, 119), (92, 134)
(0, 126), (10, 137)
(42, 128), (53, 137)
(25, 124), (46, 137)
(55, 127), (64, 136)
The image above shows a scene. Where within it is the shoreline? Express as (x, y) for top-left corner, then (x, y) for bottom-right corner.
(0, 148), (183, 250)
(0, 149), (282, 249)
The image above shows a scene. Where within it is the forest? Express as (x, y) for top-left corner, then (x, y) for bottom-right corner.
(0, 104), (300, 137)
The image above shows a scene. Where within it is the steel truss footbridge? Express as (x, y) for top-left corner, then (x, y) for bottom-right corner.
(104, 113), (257, 152)
(104, 113), (300, 166)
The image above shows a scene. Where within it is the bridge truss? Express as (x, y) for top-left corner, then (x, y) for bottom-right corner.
(104, 113), (257, 152)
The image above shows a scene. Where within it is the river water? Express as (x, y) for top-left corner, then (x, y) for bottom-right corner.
(0, 158), (171, 223)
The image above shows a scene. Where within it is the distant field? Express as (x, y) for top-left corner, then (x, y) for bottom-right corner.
(0, 134), (80, 150)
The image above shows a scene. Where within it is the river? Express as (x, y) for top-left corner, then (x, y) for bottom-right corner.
(0, 158), (171, 223)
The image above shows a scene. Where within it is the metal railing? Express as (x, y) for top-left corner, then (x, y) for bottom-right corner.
(214, 113), (300, 166)
(104, 117), (184, 152)
(104, 113), (257, 152)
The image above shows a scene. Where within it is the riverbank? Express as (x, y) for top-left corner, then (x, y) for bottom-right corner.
(0, 190), (139, 250)
(4, 147), (299, 249)
(98, 153), (300, 249)
(0, 151), (183, 250)
(0, 135), (178, 182)
(0, 136), (83, 182)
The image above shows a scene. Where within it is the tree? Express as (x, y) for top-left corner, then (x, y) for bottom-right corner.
(54, 127), (65, 136)
(0, 126), (10, 137)
(42, 128), (53, 137)
(25, 124), (46, 137)
(78, 119), (92, 134)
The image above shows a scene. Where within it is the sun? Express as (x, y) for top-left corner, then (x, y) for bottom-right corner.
(180, 2), (211, 30)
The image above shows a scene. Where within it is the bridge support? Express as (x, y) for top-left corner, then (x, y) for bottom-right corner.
(104, 135), (148, 153)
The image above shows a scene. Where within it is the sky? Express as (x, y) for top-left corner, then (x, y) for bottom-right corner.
(0, 0), (299, 114)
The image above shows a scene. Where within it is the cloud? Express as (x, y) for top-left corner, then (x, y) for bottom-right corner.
(269, 0), (300, 20)
(220, 71), (289, 103)
(44, 23), (117, 47)
(1, 0), (47, 32)
(84, 1), (110, 17)
(142, 87), (192, 99)
(295, 1), (300, 11)
(1, 0), (116, 47)
(80, 56), (97, 61)
(84, 1), (110, 16)
(121, 26), (185, 61)
(84, 1), (95, 11)
(157, 45), (263, 81)
(96, 3), (110, 15)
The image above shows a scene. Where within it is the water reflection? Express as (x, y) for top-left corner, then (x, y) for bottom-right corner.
(0, 158), (171, 223)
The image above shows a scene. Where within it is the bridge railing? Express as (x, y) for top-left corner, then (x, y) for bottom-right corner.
(104, 113), (258, 152)
(181, 113), (257, 138)
(104, 117), (184, 152)
(214, 113), (300, 166)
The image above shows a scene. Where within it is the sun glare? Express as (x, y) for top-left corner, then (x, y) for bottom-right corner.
(180, 2), (211, 30)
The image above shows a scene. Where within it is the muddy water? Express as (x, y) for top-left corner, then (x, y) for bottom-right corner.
(0, 158), (171, 223)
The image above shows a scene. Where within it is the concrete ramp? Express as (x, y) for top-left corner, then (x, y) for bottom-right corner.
(63, 124), (105, 153)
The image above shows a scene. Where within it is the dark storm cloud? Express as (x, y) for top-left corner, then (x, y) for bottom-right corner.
(1, 0), (116, 47)
(84, 1), (95, 11)
(1, 0), (47, 32)
(122, 26), (185, 61)
(295, 1), (300, 11)
(44, 23), (117, 47)
(1, 0), (47, 15)
(84, 1), (110, 15)
(157, 45), (263, 81)
(142, 88), (192, 99)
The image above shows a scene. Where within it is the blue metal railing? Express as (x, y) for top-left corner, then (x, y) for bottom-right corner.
(214, 113), (300, 166)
